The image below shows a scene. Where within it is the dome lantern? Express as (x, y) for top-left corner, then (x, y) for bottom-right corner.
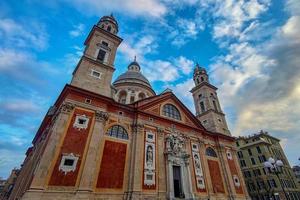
(97, 14), (119, 35)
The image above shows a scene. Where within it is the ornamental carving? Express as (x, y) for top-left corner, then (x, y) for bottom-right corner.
(95, 110), (108, 122)
(165, 133), (185, 155)
(131, 123), (144, 133)
(60, 102), (75, 114)
(157, 127), (164, 137)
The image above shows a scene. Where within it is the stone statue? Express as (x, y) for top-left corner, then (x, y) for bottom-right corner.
(194, 154), (201, 169)
(146, 145), (153, 167)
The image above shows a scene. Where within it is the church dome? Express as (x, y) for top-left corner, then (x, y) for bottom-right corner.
(97, 14), (119, 34)
(113, 60), (152, 88)
(113, 59), (155, 104)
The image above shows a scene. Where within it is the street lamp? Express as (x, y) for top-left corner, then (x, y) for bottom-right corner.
(264, 157), (289, 200)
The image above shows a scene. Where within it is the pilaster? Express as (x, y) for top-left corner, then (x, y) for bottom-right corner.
(78, 110), (108, 191)
(216, 142), (234, 199)
(30, 102), (75, 189)
(157, 127), (166, 197)
(126, 123), (144, 199)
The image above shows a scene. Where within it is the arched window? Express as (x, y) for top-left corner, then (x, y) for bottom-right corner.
(138, 92), (145, 100)
(106, 125), (128, 140)
(206, 147), (217, 157)
(201, 77), (204, 82)
(118, 90), (127, 104)
(162, 104), (181, 120)
(107, 25), (111, 32)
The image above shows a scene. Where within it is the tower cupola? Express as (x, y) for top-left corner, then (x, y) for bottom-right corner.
(97, 14), (119, 35)
(193, 63), (209, 85)
(128, 56), (141, 72)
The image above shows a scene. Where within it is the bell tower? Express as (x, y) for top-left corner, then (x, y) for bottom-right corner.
(71, 14), (123, 97)
(190, 64), (231, 135)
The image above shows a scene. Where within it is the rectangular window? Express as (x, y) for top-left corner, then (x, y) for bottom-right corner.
(200, 101), (205, 113)
(97, 49), (106, 62)
(256, 146), (262, 154)
(213, 100), (218, 111)
(248, 149), (253, 156)
(91, 69), (102, 79)
(251, 157), (256, 165)
(240, 160), (246, 167)
(64, 159), (75, 166)
(237, 151), (243, 158)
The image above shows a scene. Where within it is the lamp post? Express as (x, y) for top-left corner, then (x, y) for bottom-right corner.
(264, 157), (289, 200)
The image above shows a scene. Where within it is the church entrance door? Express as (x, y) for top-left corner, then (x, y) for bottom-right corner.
(173, 165), (183, 198)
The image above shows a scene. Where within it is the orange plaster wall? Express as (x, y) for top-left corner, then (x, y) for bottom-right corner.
(48, 108), (94, 186)
(96, 140), (127, 189)
(228, 157), (244, 194)
(207, 160), (225, 193)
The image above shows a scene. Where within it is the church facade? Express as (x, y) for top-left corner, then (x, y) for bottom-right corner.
(9, 15), (249, 200)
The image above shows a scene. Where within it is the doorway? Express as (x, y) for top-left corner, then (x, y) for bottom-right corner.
(173, 165), (183, 198)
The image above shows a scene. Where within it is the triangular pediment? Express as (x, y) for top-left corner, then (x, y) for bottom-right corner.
(136, 92), (205, 130)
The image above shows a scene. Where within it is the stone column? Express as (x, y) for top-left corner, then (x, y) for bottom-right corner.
(30, 102), (75, 190)
(166, 156), (175, 199)
(184, 157), (194, 199)
(78, 110), (108, 191)
(126, 90), (131, 104)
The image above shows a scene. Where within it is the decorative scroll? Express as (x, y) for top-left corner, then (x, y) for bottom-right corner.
(191, 142), (205, 190)
(144, 130), (156, 187)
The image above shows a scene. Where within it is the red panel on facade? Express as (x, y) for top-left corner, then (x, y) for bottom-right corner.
(97, 140), (127, 189)
(207, 160), (225, 193)
(48, 108), (94, 186)
(228, 158), (244, 194)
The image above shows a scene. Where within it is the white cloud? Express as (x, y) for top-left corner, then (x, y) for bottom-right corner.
(174, 56), (194, 75)
(144, 60), (180, 82)
(0, 18), (48, 50)
(118, 35), (158, 62)
(0, 48), (60, 84)
(69, 23), (85, 37)
(170, 17), (204, 47)
(0, 100), (41, 113)
(281, 16), (300, 42)
(197, 0), (270, 40)
(286, 0), (300, 16)
(67, 0), (167, 18)
(168, 79), (195, 112)
(62, 45), (83, 74)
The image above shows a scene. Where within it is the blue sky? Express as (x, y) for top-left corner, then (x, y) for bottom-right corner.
(0, 0), (300, 178)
